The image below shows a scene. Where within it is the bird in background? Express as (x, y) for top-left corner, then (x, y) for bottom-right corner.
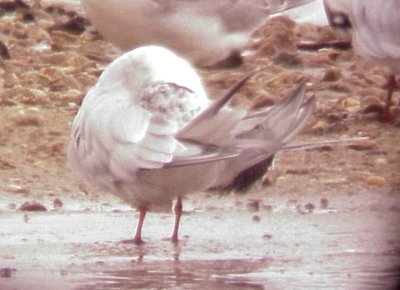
(324, 0), (400, 122)
(80, 0), (315, 67)
(67, 45), (317, 244)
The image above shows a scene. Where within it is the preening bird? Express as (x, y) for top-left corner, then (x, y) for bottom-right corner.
(80, 0), (315, 67)
(324, 0), (400, 122)
(67, 45), (316, 244)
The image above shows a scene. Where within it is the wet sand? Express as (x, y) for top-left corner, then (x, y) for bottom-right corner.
(1, 188), (400, 289)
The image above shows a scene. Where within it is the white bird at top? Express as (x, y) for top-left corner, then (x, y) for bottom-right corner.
(80, 0), (315, 67)
(67, 45), (316, 244)
(324, 0), (400, 122)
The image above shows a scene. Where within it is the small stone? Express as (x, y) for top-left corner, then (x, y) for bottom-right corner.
(247, 200), (260, 212)
(273, 52), (303, 67)
(262, 204), (273, 212)
(0, 159), (16, 169)
(252, 215), (261, 222)
(322, 68), (342, 82)
(392, 106), (400, 126)
(374, 158), (387, 166)
(251, 95), (275, 110)
(7, 184), (30, 195)
(304, 203), (315, 213)
(53, 198), (63, 209)
(296, 204), (306, 214)
(78, 182), (89, 195)
(348, 140), (377, 151)
(49, 142), (64, 155)
(361, 96), (384, 114)
(366, 176), (386, 187)
(339, 98), (360, 113)
(286, 166), (313, 175)
(19, 202), (47, 212)
(262, 233), (273, 240)
(12, 113), (43, 127)
(0, 267), (16, 278)
(320, 198), (329, 209)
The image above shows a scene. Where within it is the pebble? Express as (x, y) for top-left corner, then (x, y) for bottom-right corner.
(374, 158), (388, 167)
(342, 97), (360, 111)
(246, 200), (260, 212)
(252, 215), (261, 222)
(311, 119), (349, 135)
(7, 184), (30, 195)
(262, 233), (273, 240)
(53, 198), (63, 209)
(0, 267), (16, 278)
(0, 159), (16, 169)
(320, 198), (329, 209)
(12, 112), (43, 127)
(273, 51), (303, 67)
(304, 203), (315, 213)
(19, 201), (47, 211)
(262, 204), (273, 212)
(392, 106), (400, 126)
(0, 40), (10, 60)
(321, 68), (342, 82)
(348, 140), (377, 151)
(361, 96), (385, 115)
(365, 176), (386, 187)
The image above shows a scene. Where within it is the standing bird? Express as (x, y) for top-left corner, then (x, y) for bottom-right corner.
(80, 0), (315, 67)
(324, 0), (400, 122)
(68, 45), (316, 244)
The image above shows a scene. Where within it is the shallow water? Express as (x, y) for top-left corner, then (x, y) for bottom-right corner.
(1, 189), (399, 290)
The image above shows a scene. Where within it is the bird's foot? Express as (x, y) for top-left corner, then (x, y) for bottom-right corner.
(381, 107), (393, 123)
(170, 235), (179, 244)
(161, 236), (179, 244)
(381, 74), (399, 123)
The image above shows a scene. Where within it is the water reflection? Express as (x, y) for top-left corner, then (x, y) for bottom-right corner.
(72, 236), (400, 290)
(73, 239), (271, 289)
(76, 253), (272, 290)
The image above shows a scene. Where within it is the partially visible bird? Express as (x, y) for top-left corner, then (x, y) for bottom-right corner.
(80, 0), (315, 67)
(324, 0), (400, 122)
(67, 45), (316, 244)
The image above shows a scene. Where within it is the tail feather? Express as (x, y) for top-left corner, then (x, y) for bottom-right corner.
(210, 81), (316, 193)
(234, 82), (315, 151)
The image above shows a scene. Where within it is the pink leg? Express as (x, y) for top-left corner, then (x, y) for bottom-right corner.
(383, 74), (398, 122)
(171, 196), (182, 244)
(133, 206), (147, 245)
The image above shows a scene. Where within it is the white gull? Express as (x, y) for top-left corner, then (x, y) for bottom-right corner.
(80, 0), (315, 67)
(324, 0), (400, 121)
(67, 45), (316, 244)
